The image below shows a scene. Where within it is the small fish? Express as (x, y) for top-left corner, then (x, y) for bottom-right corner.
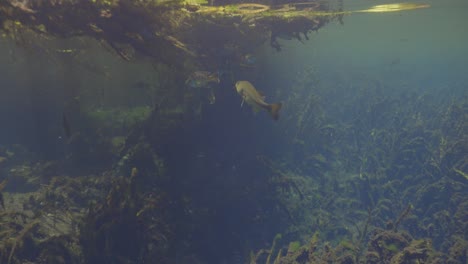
(10, 0), (37, 13)
(235, 81), (282, 120)
(185, 71), (220, 88)
(62, 113), (71, 139)
(0, 179), (7, 210)
(239, 54), (257, 68)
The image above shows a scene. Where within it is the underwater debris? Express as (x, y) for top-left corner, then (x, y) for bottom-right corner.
(0, 0), (430, 68)
(0, 0), (341, 66)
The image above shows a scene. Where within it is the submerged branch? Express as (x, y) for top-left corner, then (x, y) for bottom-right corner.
(0, 0), (340, 64)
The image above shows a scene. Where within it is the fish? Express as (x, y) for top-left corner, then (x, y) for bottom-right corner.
(185, 71), (220, 88)
(0, 179), (7, 210)
(239, 54), (257, 68)
(62, 113), (71, 139)
(235, 81), (282, 120)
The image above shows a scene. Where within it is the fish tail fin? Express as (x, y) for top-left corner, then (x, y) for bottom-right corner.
(268, 103), (282, 120)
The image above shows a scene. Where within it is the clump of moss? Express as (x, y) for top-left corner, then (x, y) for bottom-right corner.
(382, 241), (400, 253)
(287, 241), (301, 254)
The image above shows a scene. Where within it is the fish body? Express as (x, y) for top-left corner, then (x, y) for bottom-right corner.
(0, 179), (8, 210)
(235, 81), (282, 120)
(62, 113), (71, 139)
(185, 71), (220, 88)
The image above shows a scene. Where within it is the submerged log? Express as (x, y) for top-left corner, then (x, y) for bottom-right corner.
(0, 0), (341, 64)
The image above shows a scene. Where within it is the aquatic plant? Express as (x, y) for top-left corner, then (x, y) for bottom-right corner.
(287, 241), (301, 254)
(242, 61), (467, 263)
(0, 190), (80, 264)
(265, 233), (281, 264)
(79, 167), (173, 263)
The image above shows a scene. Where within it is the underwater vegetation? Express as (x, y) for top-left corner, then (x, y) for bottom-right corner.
(79, 168), (174, 263)
(0, 53), (466, 264)
(250, 227), (441, 264)
(244, 66), (468, 263)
